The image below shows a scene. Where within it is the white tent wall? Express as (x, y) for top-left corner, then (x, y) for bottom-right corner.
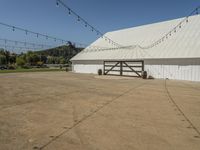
(72, 60), (104, 74)
(72, 58), (200, 81)
(145, 58), (200, 81)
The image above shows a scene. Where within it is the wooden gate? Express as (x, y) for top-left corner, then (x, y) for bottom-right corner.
(103, 60), (144, 77)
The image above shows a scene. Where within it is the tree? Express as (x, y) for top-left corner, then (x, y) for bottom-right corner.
(9, 54), (17, 64)
(31, 54), (40, 65)
(0, 55), (7, 65)
(47, 56), (54, 64)
(26, 51), (40, 65)
(41, 55), (47, 63)
(16, 57), (25, 67)
(4, 50), (10, 64)
(59, 57), (66, 64)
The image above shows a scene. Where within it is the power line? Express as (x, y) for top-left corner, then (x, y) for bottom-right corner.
(56, 0), (123, 48)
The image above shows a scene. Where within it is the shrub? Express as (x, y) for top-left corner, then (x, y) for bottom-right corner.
(142, 71), (147, 79)
(8, 65), (16, 70)
(65, 67), (69, 72)
(98, 69), (102, 75)
(22, 65), (31, 69)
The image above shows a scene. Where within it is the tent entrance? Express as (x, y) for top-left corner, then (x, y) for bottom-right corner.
(103, 60), (144, 77)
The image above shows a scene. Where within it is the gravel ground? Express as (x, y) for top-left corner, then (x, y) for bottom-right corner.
(0, 72), (200, 150)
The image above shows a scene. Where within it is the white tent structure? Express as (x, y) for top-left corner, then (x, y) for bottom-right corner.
(71, 14), (200, 81)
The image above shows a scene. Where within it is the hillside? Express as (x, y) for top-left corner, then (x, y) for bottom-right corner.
(35, 44), (83, 60)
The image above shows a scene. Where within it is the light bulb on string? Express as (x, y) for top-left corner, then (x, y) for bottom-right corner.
(56, 0), (59, 7)
(77, 16), (80, 22)
(186, 17), (189, 23)
(68, 9), (71, 16)
(174, 28), (176, 33)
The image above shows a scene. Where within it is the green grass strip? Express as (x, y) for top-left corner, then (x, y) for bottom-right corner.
(0, 68), (65, 73)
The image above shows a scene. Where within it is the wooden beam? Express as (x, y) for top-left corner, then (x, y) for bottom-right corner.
(104, 62), (120, 75)
(123, 62), (141, 77)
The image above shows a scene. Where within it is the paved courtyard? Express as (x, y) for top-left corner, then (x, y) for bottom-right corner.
(0, 72), (200, 150)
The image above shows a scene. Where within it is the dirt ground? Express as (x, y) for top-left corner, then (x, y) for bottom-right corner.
(0, 72), (200, 150)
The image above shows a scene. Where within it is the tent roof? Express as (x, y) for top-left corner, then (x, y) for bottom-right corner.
(71, 15), (200, 61)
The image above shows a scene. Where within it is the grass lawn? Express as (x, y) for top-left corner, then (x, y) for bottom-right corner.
(0, 68), (65, 73)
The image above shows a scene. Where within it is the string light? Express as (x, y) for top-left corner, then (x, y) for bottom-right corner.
(1, 3), (199, 52)
(77, 16), (80, 22)
(0, 21), (87, 47)
(174, 28), (176, 33)
(56, 0), (122, 47)
(186, 18), (188, 23)
(68, 9), (71, 16)
(0, 44), (39, 51)
(126, 5), (200, 50)
(56, 0), (59, 7)
(0, 38), (54, 49)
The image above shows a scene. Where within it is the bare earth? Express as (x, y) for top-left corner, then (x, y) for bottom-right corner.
(0, 72), (200, 150)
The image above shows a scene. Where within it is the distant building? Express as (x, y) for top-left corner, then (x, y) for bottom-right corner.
(71, 15), (200, 81)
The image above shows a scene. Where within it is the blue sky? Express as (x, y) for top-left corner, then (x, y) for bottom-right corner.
(0, 0), (199, 51)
